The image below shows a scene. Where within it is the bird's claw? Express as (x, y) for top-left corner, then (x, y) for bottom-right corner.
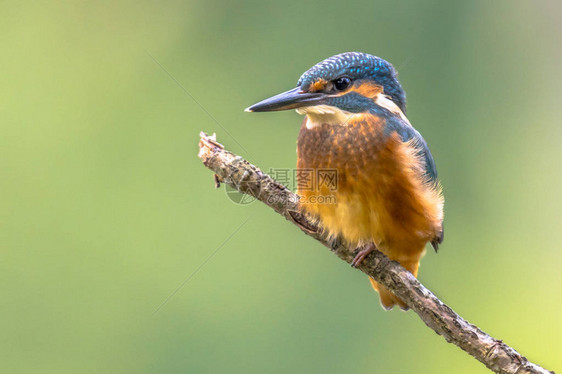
(287, 210), (318, 234)
(351, 243), (376, 267)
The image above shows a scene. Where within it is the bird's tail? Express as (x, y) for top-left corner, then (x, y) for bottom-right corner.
(369, 259), (420, 310)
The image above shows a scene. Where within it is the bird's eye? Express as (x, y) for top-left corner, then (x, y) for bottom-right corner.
(334, 77), (352, 91)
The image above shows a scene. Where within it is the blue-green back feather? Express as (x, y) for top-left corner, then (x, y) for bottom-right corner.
(375, 109), (443, 250)
(375, 110), (438, 185)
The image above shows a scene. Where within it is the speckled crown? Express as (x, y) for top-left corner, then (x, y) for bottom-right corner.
(297, 52), (406, 113)
(297, 52), (396, 88)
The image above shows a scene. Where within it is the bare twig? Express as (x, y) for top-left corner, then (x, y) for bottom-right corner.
(198, 132), (553, 374)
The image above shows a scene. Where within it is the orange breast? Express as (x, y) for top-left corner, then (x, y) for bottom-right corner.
(296, 114), (443, 266)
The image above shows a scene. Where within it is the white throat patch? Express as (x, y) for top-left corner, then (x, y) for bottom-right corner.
(296, 105), (356, 129)
(374, 94), (411, 126)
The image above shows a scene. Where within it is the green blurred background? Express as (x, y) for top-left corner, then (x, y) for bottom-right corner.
(2, 1), (561, 373)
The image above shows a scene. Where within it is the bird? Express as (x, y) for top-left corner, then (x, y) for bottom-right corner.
(246, 52), (444, 310)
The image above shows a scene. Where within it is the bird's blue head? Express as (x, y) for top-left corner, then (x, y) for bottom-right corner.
(246, 52), (407, 116)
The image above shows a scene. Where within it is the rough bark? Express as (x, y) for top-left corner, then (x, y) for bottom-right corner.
(198, 132), (553, 374)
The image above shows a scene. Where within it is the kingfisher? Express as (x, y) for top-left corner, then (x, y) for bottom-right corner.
(246, 52), (444, 310)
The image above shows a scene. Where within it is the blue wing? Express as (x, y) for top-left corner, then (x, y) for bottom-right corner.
(380, 113), (444, 249)
(382, 115), (438, 185)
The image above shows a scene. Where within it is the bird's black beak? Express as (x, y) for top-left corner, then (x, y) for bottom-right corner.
(245, 87), (326, 112)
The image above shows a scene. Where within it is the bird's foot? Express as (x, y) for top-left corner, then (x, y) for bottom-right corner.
(351, 243), (376, 268)
(287, 210), (318, 234)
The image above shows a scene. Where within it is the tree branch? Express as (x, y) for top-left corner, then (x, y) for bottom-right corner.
(197, 132), (553, 374)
